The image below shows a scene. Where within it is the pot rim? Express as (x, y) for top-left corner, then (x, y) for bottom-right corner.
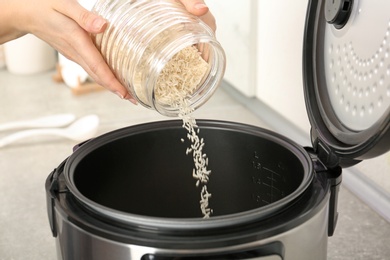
(63, 120), (314, 231)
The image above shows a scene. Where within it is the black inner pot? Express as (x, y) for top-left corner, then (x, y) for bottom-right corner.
(67, 121), (310, 220)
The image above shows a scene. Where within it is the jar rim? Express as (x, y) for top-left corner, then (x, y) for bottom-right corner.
(148, 35), (226, 117)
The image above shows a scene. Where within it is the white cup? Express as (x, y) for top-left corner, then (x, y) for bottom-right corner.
(4, 34), (56, 75)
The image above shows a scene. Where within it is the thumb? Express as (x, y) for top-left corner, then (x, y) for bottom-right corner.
(179, 0), (209, 16)
(56, 0), (107, 33)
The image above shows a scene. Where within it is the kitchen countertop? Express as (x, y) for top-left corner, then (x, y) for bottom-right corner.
(0, 69), (389, 259)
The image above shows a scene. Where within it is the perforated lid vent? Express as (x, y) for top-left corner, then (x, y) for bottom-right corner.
(324, 4), (390, 130)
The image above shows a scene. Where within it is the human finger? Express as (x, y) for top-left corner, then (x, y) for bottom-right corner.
(47, 2), (136, 103)
(56, 26), (136, 103)
(199, 9), (216, 32)
(54, 0), (107, 33)
(178, 0), (216, 32)
(178, 0), (209, 16)
(78, 46), (136, 103)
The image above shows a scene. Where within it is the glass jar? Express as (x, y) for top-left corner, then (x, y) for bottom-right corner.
(91, 0), (226, 116)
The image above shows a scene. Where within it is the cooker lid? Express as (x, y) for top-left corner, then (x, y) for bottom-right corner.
(303, 0), (390, 168)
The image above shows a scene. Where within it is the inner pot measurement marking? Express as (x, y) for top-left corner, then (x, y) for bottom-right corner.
(251, 151), (285, 204)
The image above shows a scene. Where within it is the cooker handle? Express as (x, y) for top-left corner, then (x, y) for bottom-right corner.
(72, 139), (92, 152)
(325, 166), (342, 236)
(45, 158), (68, 237)
(304, 146), (342, 236)
(141, 241), (284, 259)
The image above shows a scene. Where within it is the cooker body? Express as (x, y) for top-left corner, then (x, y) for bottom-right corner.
(51, 199), (329, 260)
(46, 120), (340, 260)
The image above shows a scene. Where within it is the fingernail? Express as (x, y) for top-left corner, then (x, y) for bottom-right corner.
(195, 3), (208, 9)
(123, 93), (138, 105)
(126, 97), (138, 105)
(114, 91), (124, 99)
(92, 17), (107, 31)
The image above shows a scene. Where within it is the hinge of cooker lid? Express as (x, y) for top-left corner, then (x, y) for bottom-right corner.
(310, 133), (340, 169)
(310, 129), (361, 168)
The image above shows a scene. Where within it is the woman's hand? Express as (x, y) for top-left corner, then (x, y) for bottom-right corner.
(0, 0), (216, 103)
(178, 0), (216, 31)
